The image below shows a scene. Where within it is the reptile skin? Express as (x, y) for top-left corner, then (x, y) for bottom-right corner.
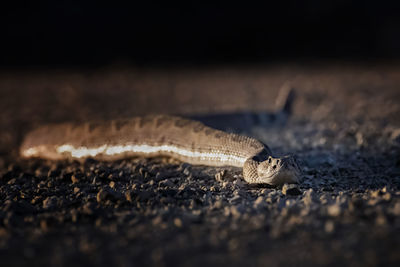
(20, 115), (300, 185)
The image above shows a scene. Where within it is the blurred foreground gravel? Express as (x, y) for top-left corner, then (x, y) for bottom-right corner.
(0, 65), (400, 266)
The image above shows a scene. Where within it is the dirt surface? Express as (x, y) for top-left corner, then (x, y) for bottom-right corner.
(1, 65), (400, 266)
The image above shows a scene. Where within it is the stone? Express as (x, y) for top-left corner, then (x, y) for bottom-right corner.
(152, 215), (163, 226)
(97, 189), (109, 203)
(7, 178), (16, 185)
(375, 213), (387, 226)
(82, 202), (95, 215)
(159, 179), (174, 188)
(390, 128), (400, 143)
(303, 189), (316, 207)
(382, 193), (391, 202)
(253, 196), (264, 208)
(325, 220), (335, 233)
(230, 206), (241, 218)
(327, 204), (341, 217)
(173, 218), (183, 227)
(42, 196), (58, 210)
(392, 202), (400, 216)
(71, 174), (79, 184)
(229, 195), (241, 204)
(282, 184), (302, 196)
(96, 187), (123, 203)
(125, 191), (135, 202)
(215, 170), (226, 182)
(183, 166), (192, 176)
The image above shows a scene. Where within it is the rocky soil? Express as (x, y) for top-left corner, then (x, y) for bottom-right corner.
(0, 65), (400, 266)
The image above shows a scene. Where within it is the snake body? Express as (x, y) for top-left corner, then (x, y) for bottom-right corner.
(20, 115), (300, 185)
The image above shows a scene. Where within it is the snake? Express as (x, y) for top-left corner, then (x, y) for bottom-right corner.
(19, 115), (300, 185)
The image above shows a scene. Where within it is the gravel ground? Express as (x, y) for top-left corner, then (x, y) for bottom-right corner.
(0, 65), (400, 266)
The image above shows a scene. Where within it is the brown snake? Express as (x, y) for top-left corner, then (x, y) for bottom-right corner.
(20, 115), (300, 185)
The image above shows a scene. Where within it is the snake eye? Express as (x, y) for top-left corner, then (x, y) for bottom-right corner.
(268, 158), (272, 163)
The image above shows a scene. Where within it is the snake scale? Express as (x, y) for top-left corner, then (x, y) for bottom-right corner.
(20, 115), (300, 185)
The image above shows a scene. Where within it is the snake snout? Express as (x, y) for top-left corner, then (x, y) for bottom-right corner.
(267, 155), (289, 170)
(255, 155), (300, 185)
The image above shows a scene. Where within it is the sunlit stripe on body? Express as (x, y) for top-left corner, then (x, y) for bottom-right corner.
(55, 144), (246, 166)
(22, 147), (43, 157)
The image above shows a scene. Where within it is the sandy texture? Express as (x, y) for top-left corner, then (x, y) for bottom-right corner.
(0, 65), (400, 266)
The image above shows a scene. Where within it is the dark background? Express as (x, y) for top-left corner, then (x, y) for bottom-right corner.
(1, 1), (400, 68)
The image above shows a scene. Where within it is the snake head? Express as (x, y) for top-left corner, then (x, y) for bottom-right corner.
(257, 155), (301, 185)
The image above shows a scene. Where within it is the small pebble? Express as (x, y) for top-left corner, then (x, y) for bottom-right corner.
(282, 184), (302, 196)
(214, 170), (226, 182)
(390, 128), (400, 143)
(254, 196), (264, 207)
(392, 202), (400, 216)
(325, 220), (335, 233)
(382, 193), (391, 201)
(375, 214), (387, 226)
(42, 196), (58, 210)
(96, 187), (123, 203)
(327, 204), (341, 217)
(173, 218), (183, 227)
(71, 174), (79, 184)
(97, 189), (109, 203)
